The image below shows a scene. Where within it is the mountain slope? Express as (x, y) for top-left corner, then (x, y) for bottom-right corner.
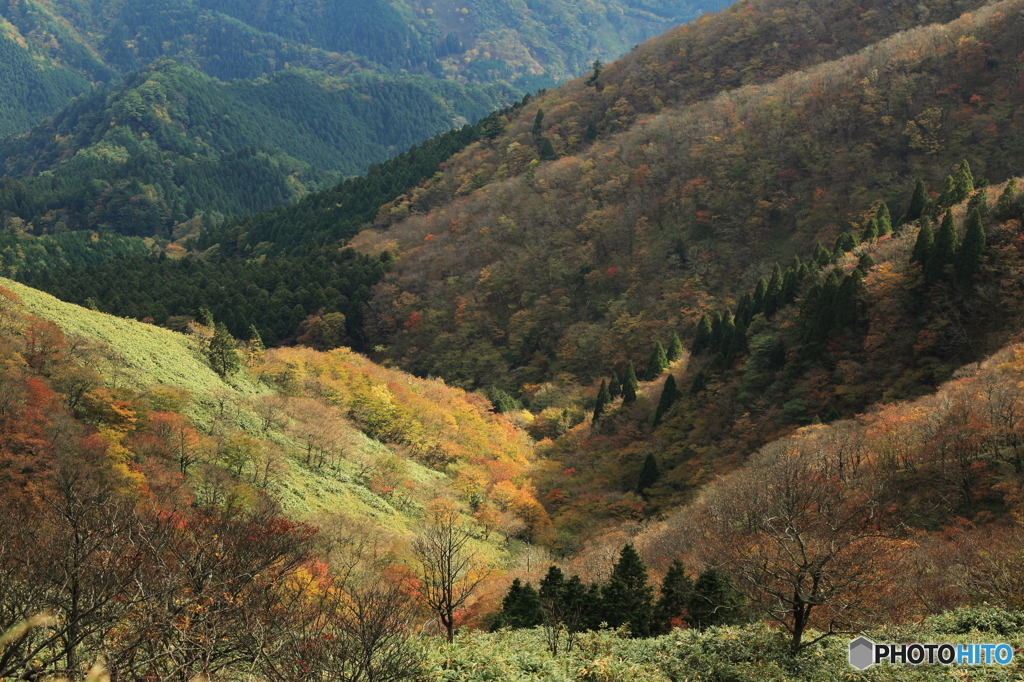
(350, 0), (1024, 392)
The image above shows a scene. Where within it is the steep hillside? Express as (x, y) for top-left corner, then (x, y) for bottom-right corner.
(351, 0), (1024, 393)
(0, 61), (506, 237)
(0, 0), (729, 139)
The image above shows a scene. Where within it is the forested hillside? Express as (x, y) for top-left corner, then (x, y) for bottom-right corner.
(352, 0), (1024, 391)
(0, 0), (728, 139)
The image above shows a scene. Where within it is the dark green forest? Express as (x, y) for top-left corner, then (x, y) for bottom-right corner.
(0, 62), (509, 237)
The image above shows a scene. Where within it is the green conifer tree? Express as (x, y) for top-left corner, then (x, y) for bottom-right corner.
(812, 242), (832, 268)
(492, 579), (544, 630)
(608, 371), (622, 399)
(652, 560), (692, 636)
(751, 277), (768, 316)
(764, 264), (784, 317)
(585, 121), (599, 140)
(857, 252), (875, 272)
(593, 379), (611, 422)
(875, 202), (892, 235)
(643, 341), (669, 381)
(734, 292), (753, 328)
(652, 375), (681, 427)
(904, 178), (928, 224)
(936, 174), (957, 208)
(635, 453), (660, 494)
(622, 361), (639, 404)
(952, 159), (974, 204)
(910, 216), (934, 265)
(995, 178), (1018, 220)
(956, 207), (986, 282)
(861, 218), (879, 243)
(207, 322), (241, 377)
(690, 314), (713, 355)
(687, 570), (746, 629)
(196, 306), (214, 327)
(247, 324), (264, 351)
(834, 232), (858, 254)
(539, 138), (557, 161)
(601, 545), (654, 637)
(927, 211), (958, 282)
(532, 108), (545, 137)
(667, 334), (684, 362)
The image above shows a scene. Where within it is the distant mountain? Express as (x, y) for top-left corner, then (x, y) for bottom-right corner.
(0, 0), (730, 139)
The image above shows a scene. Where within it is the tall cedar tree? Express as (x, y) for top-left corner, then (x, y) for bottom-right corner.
(936, 174), (957, 208)
(689, 369), (707, 395)
(690, 314), (712, 354)
(995, 178), (1018, 220)
(207, 323), (241, 377)
(953, 160), (975, 203)
(532, 108), (545, 137)
(601, 545), (654, 637)
(492, 579), (544, 630)
(622, 361), (639, 404)
(608, 371), (622, 399)
(861, 218), (879, 243)
(652, 560), (693, 635)
(956, 207), (986, 282)
(667, 334), (684, 362)
(196, 306), (215, 327)
(904, 178), (928, 224)
(539, 138), (557, 161)
(911, 216), (934, 264)
(635, 453), (660, 495)
(592, 379), (611, 422)
(653, 375), (681, 427)
(643, 341), (669, 381)
(928, 211), (958, 282)
(876, 202), (892, 235)
(764, 264), (784, 317)
(687, 569), (746, 629)
(751, 277), (768, 316)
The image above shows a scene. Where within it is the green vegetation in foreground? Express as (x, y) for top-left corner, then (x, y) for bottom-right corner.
(425, 608), (1024, 681)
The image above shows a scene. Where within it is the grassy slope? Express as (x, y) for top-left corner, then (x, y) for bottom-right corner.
(0, 276), (448, 530)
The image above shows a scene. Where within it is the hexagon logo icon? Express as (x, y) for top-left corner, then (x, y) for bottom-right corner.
(849, 636), (875, 670)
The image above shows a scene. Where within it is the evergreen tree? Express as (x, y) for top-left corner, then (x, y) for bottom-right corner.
(667, 334), (684, 363)
(539, 138), (557, 161)
(719, 313), (737, 363)
(585, 60), (603, 87)
(601, 545), (654, 637)
(751, 277), (768, 316)
(653, 375), (681, 427)
(492, 579), (544, 630)
(995, 178), (1018, 220)
(834, 232), (858, 254)
(952, 159), (974, 204)
(875, 202), (892, 235)
(764, 264), (784, 317)
(585, 121), (599, 140)
(592, 379), (611, 422)
(861, 218), (878, 243)
(196, 306), (214, 327)
(857, 252), (874, 272)
(904, 178), (928, 224)
(622, 361), (639, 404)
(927, 211), (958, 281)
(206, 322), (241, 377)
(690, 314), (713, 354)
(246, 323), (264, 351)
(643, 341), (669, 381)
(956, 207), (986, 282)
(532, 108), (545, 137)
(734, 292), (752, 328)
(608, 371), (622, 399)
(635, 453), (660, 495)
(687, 569), (746, 629)
(967, 184), (988, 219)
(812, 242), (832, 268)
(936, 174), (957, 208)
(710, 312), (725, 354)
(833, 270), (863, 330)
(910, 216), (934, 265)
(652, 560), (692, 636)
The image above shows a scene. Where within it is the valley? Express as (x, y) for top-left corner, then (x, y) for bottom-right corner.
(3, 0), (1024, 679)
